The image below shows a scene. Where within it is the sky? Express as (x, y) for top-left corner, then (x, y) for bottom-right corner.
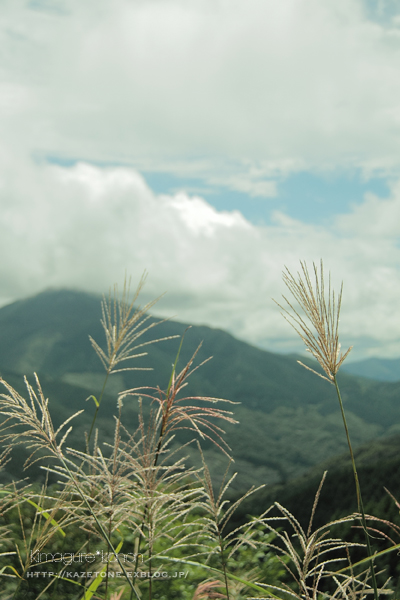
(1, 0), (400, 361)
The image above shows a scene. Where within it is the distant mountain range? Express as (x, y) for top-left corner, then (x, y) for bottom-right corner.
(0, 289), (399, 498)
(342, 356), (400, 382)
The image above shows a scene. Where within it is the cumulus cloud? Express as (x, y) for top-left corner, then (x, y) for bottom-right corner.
(1, 1), (400, 360)
(165, 194), (250, 235)
(1, 158), (400, 360)
(336, 179), (400, 237)
(207, 174), (278, 198)
(1, 0), (400, 179)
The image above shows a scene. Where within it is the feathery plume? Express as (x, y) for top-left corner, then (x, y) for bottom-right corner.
(275, 260), (352, 382)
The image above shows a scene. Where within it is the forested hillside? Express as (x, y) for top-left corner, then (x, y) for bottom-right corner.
(0, 289), (399, 493)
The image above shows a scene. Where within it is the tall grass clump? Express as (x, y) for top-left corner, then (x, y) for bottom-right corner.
(0, 268), (398, 599)
(275, 260), (380, 600)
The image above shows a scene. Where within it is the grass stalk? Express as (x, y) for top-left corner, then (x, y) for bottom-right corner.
(276, 260), (380, 600)
(217, 529), (231, 600)
(333, 375), (379, 600)
(56, 452), (141, 600)
(86, 371), (110, 449)
(131, 332), (189, 595)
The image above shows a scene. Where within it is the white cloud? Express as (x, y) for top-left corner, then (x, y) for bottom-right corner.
(1, 0), (400, 179)
(208, 175), (278, 198)
(1, 1), (400, 360)
(165, 194), (250, 235)
(336, 179), (400, 237)
(1, 158), (400, 360)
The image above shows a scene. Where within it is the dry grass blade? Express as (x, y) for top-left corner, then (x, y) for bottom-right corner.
(275, 261), (380, 600)
(58, 403), (205, 565)
(110, 589), (127, 600)
(0, 374), (83, 468)
(120, 344), (239, 459)
(307, 470), (327, 537)
(252, 473), (382, 600)
(194, 445), (267, 600)
(89, 273), (178, 375)
(193, 579), (227, 599)
(275, 260), (352, 382)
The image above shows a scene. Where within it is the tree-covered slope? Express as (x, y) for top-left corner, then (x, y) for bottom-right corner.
(0, 289), (399, 491)
(342, 356), (400, 382)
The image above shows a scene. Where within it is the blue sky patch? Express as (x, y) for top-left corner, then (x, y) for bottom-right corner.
(45, 155), (391, 227)
(143, 169), (391, 226)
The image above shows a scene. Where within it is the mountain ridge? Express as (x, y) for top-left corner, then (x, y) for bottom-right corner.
(0, 288), (399, 492)
(342, 356), (400, 382)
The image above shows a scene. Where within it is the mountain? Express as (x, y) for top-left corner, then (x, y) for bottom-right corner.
(0, 289), (400, 493)
(342, 356), (400, 382)
(247, 432), (400, 528)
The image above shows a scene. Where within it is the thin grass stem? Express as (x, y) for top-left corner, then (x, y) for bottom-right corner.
(333, 375), (379, 600)
(57, 452), (141, 600)
(277, 260), (380, 600)
(86, 371), (110, 449)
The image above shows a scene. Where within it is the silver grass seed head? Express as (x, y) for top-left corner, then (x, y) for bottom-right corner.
(275, 260), (352, 383)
